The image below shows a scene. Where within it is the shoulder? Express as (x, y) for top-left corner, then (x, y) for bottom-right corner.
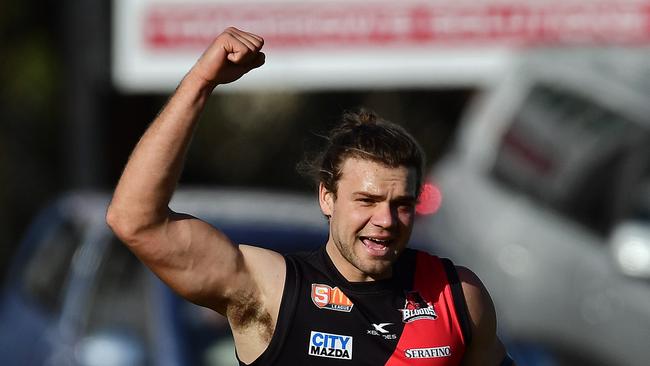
(455, 266), (508, 365)
(456, 266), (494, 322)
(239, 245), (287, 296)
(226, 245), (287, 322)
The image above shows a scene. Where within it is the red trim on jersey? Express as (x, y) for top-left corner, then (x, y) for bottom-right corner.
(385, 253), (466, 365)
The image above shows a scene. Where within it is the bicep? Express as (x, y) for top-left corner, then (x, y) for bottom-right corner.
(457, 266), (507, 366)
(126, 211), (258, 312)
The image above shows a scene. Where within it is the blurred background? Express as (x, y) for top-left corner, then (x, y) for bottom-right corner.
(2, 0), (650, 365)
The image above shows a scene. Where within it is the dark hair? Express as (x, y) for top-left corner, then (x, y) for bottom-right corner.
(298, 109), (425, 196)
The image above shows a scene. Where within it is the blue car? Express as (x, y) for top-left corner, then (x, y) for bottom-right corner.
(0, 188), (329, 366)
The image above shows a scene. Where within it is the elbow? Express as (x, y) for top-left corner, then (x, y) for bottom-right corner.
(106, 203), (156, 246)
(106, 204), (134, 244)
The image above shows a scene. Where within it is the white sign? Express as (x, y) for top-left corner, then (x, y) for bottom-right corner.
(112, 0), (650, 92)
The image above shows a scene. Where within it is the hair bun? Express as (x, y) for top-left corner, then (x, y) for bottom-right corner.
(341, 109), (380, 127)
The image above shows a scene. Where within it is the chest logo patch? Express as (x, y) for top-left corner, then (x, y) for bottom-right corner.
(405, 346), (451, 359)
(400, 291), (437, 323)
(308, 331), (353, 360)
(311, 284), (354, 312)
(367, 322), (397, 340)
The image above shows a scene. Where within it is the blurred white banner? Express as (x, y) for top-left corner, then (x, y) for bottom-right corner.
(112, 0), (650, 92)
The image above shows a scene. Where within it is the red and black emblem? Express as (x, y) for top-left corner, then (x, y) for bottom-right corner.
(400, 291), (437, 323)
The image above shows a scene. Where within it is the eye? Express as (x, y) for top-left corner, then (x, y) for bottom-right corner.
(395, 200), (416, 211)
(356, 198), (375, 205)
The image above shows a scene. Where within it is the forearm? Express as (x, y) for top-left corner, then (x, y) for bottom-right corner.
(107, 27), (265, 243)
(107, 72), (214, 237)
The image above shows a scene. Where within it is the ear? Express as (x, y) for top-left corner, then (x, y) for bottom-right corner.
(318, 182), (334, 217)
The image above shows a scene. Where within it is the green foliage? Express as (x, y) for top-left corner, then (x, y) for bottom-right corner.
(1, 33), (58, 112)
(0, 0), (62, 278)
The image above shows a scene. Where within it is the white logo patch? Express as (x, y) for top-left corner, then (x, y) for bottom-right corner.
(401, 291), (438, 323)
(366, 323), (397, 340)
(405, 346), (452, 359)
(308, 331), (353, 360)
(400, 305), (438, 322)
(372, 323), (392, 334)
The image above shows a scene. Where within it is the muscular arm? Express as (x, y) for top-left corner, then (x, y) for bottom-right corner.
(105, 28), (283, 322)
(458, 266), (516, 366)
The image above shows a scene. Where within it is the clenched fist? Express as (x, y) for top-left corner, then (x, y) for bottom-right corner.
(190, 27), (265, 87)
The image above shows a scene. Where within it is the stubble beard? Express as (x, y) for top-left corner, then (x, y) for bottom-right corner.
(335, 237), (396, 280)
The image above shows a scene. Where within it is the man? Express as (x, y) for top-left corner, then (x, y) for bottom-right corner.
(106, 27), (514, 365)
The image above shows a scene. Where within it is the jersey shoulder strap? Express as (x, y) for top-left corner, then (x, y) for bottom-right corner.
(440, 257), (473, 346)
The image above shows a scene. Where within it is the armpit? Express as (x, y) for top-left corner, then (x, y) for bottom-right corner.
(227, 292), (274, 342)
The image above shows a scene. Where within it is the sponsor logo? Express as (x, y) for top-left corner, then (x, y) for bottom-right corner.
(400, 291), (437, 323)
(371, 323), (392, 334)
(311, 284), (354, 312)
(366, 322), (397, 340)
(405, 346), (452, 359)
(308, 331), (353, 360)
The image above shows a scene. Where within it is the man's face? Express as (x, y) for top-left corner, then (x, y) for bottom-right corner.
(319, 157), (418, 282)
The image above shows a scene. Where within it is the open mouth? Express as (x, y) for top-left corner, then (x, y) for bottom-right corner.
(360, 236), (392, 255)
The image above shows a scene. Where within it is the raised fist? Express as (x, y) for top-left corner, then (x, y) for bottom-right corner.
(191, 27), (265, 86)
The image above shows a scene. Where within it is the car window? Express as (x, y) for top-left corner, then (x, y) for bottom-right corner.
(21, 219), (82, 313)
(490, 84), (650, 236)
(78, 238), (152, 365)
(218, 224), (327, 254)
(176, 300), (237, 366)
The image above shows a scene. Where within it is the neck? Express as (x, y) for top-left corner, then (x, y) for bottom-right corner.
(325, 241), (392, 282)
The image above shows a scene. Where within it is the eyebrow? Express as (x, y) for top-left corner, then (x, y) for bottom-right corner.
(352, 191), (417, 203)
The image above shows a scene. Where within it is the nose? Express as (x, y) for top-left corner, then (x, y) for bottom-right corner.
(371, 202), (396, 229)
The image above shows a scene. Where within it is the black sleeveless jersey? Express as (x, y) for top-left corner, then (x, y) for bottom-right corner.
(238, 246), (472, 365)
